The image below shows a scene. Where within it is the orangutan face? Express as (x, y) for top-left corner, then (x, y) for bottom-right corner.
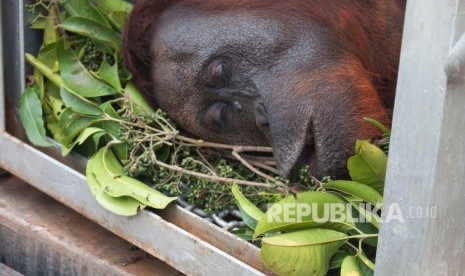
(124, 0), (404, 179)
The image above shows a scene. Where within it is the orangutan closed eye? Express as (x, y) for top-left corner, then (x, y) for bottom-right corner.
(122, 0), (405, 179)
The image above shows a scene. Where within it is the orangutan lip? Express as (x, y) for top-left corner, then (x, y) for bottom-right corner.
(306, 132), (315, 146)
(290, 144), (316, 180)
(288, 130), (317, 180)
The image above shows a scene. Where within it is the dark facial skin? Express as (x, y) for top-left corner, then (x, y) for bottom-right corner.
(124, 0), (405, 179)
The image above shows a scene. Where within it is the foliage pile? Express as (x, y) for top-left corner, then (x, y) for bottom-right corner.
(232, 137), (390, 275)
(21, 0), (299, 215)
(20, 0), (391, 275)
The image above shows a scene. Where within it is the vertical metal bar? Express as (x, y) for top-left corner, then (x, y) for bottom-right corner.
(2, 0), (30, 139)
(0, 0), (5, 132)
(376, 0), (465, 274)
(0, 0), (6, 176)
(446, 32), (465, 82)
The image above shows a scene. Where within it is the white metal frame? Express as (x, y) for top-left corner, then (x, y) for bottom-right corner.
(376, 0), (465, 274)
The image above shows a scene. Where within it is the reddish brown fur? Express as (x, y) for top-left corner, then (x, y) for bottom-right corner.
(123, 0), (181, 96)
(124, 0), (404, 109)
(122, 0), (405, 178)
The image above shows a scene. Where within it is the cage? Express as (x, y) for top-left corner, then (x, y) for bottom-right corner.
(1, 0), (465, 274)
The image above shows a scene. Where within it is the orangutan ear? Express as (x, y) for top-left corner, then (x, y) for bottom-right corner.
(122, 0), (181, 96)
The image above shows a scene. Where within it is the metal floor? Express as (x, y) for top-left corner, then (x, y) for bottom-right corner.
(0, 172), (182, 276)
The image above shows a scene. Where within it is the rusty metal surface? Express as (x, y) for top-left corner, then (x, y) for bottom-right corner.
(0, 174), (182, 276)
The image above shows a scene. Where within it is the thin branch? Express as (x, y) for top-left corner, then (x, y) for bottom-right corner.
(232, 151), (279, 184)
(152, 158), (274, 189)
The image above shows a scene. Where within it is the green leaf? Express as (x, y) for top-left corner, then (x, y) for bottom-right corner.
(34, 44), (59, 100)
(156, 146), (171, 163)
(62, 114), (97, 138)
(37, 42), (59, 67)
(358, 255), (375, 276)
(98, 101), (128, 161)
(231, 227), (255, 241)
(60, 110), (99, 149)
(363, 117), (391, 138)
(30, 17), (46, 29)
(351, 212), (379, 247)
(353, 225), (378, 247)
(25, 53), (63, 88)
(88, 147), (176, 209)
(86, 163), (144, 216)
(43, 102), (64, 142)
(341, 256), (363, 276)
(232, 184), (264, 230)
(123, 82), (156, 115)
(323, 180), (383, 208)
(59, 107), (77, 128)
(258, 192), (285, 204)
(63, 0), (111, 28)
(60, 87), (104, 116)
(329, 251), (349, 269)
(62, 127), (106, 156)
(348, 141), (387, 194)
(261, 228), (347, 276)
(99, 59), (122, 91)
(93, 0), (133, 13)
(118, 64), (132, 84)
(92, 40), (114, 55)
(73, 131), (107, 158)
(98, 101), (123, 139)
(18, 86), (53, 147)
(255, 191), (354, 238)
(61, 17), (121, 51)
(108, 11), (130, 31)
(347, 197), (381, 230)
(92, 0), (132, 30)
(43, 83), (64, 121)
(111, 142), (128, 162)
(33, 70), (45, 101)
(43, 6), (59, 45)
(56, 39), (118, 97)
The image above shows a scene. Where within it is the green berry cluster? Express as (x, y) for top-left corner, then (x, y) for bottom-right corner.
(118, 105), (271, 214)
(80, 38), (114, 71)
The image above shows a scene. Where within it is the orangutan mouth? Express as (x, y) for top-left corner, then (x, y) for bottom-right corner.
(289, 128), (317, 180)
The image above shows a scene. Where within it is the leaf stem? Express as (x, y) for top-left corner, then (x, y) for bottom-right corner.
(25, 53), (63, 88)
(358, 251), (376, 271)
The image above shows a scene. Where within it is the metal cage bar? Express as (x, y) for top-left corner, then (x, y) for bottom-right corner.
(0, 0), (5, 132)
(376, 0), (465, 274)
(3, 0), (465, 274)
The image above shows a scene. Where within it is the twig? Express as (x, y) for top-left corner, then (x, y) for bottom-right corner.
(152, 158), (275, 189)
(232, 151), (280, 184)
(248, 161), (279, 175)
